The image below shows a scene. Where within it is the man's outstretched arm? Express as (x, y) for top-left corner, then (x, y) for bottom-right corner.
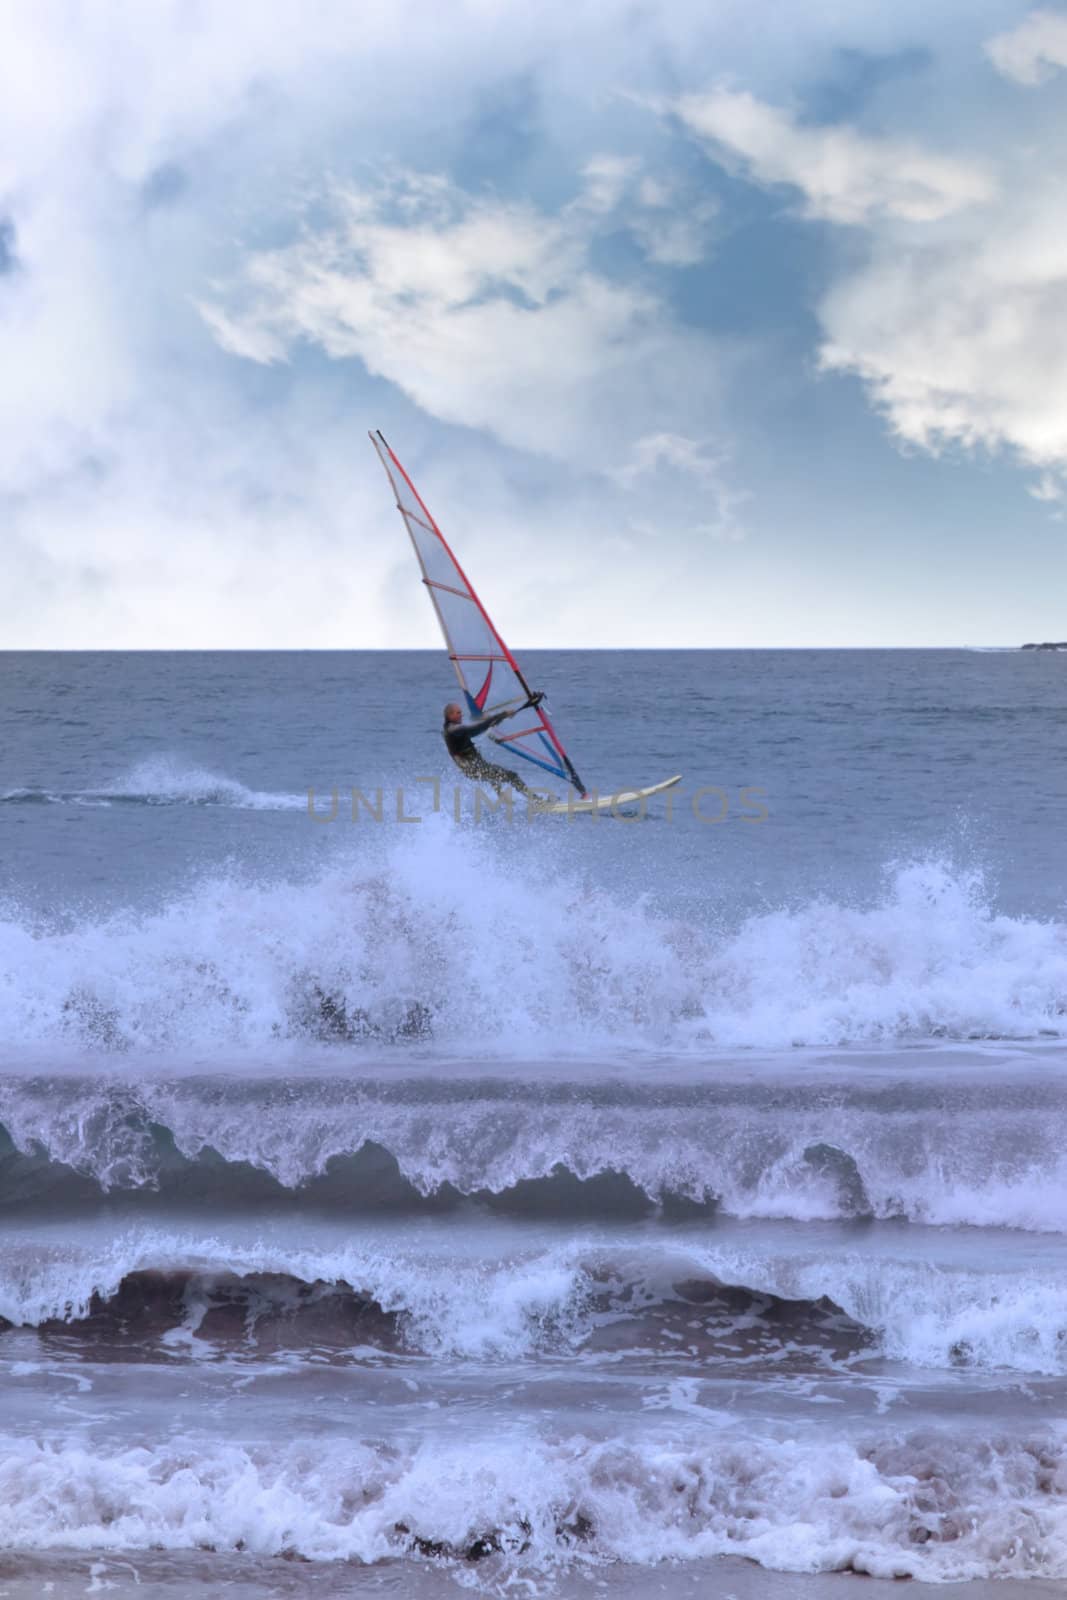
(473, 692), (543, 733)
(453, 692), (545, 743)
(457, 712), (503, 739)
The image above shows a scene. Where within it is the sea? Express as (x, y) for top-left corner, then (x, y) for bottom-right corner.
(1, 648), (1066, 1599)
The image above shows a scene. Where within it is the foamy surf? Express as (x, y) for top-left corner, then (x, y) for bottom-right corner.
(1, 757), (307, 811)
(3, 646), (1066, 1592)
(0, 831), (1064, 1052)
(0, 1425), (1063, 1579)
(4, 1056), (1067, 1231)
(2, 1219), (1066, 1374)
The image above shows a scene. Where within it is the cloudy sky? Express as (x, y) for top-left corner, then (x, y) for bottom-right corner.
(3, 0), (1067, 646)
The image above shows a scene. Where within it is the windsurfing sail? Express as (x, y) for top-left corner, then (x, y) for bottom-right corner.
(369, 431), (587, 796)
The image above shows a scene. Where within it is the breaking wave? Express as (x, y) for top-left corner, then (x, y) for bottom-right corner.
(3, 1227), (1066, 1375)
(3, 1070), (1067, 1232)
(0, 1425), (1064, 1578)
(0, 826), (1065, 1052)
(0, 756), (306, 811)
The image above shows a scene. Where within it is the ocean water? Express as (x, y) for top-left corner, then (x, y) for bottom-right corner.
(1, 648), (1066, 1595)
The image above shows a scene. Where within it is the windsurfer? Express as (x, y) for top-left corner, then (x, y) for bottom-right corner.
(443, 694), (544, 798)
(370, 430), (588, 801)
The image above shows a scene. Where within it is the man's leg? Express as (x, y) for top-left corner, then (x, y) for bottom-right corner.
(465, 753), (537, 800)
(495, 764), (538, 800)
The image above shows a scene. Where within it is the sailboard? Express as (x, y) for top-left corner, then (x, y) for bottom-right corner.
(540, 776), (682, 815)
(369, 430), (680, 806)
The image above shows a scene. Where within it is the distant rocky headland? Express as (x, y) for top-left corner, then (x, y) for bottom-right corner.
(1021, 641), (1067, 649)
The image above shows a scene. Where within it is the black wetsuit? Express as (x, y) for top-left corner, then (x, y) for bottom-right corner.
(443, 709), (538, 798)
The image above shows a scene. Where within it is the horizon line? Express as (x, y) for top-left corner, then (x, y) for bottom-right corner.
(0, 645), (1043, 655)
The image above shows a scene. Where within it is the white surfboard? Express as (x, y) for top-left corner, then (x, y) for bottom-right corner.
(540, 775), (682, 815)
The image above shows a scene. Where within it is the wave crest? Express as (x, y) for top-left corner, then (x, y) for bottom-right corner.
(3, 1230), (1066, 1374)
(1, 1427), (1064, 1578)
(0, 839), (1065, 1052)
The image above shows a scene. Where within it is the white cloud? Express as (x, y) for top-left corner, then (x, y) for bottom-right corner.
(986, 8), (1067, 84)
(197, 303), (290, 366)
(668, 81), (1067, 481)
(615, 431), (723, 486)
(199, 169), (726, 466)
(816, 171), (1067, 470)
(1029, 471), (1066, 502)
(578, 155), (640, 214)
(5, 0), (1060, 648)
(672, 87), (995, 224)
(0, 3), (751, 644)
(615, 431), (749, 541)
(626, 176), (718, 266)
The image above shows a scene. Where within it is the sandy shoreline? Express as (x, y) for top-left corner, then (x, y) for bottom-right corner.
(2, 1553), (1065, 1599)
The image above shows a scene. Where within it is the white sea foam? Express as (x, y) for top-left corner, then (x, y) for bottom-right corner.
(0, 1424), (1063, 1579)
(0, 826), (1064, 1054)
(0, 757), (307, 811)
(5, 1056), (1067, 1234)
(0, 1230), (592, 1362)
(99, 756), (307, 810)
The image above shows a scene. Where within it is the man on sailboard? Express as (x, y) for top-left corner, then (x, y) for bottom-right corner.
(370, 431), (678, 812)
(443, 694), (544, 799)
